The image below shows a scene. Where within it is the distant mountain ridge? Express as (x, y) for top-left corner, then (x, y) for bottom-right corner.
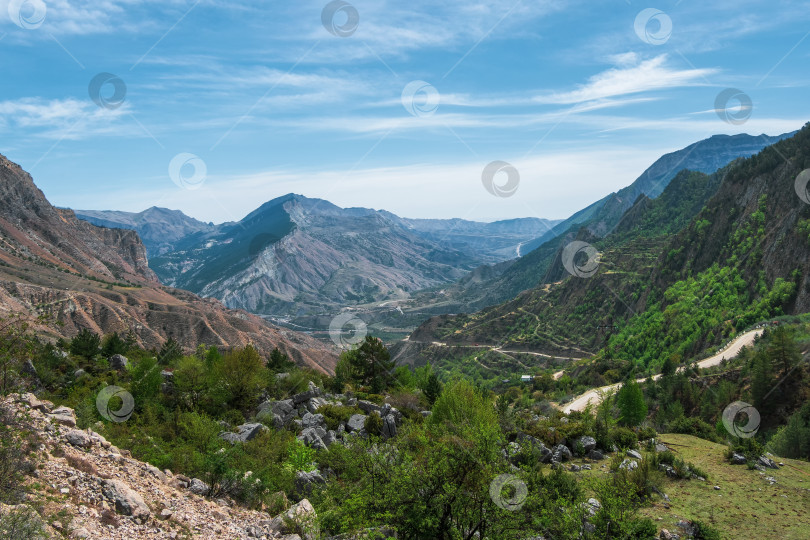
(430, 131), (798, 312)
(396, 124), (810, 375)
(141, 195), (559, 320)
(0, 154), (337, 372)
(74, 207), (216, 257)
(74, 196), (561, 331)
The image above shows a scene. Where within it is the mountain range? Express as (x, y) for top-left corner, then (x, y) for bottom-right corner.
(394, 124), (810, 379)
(418, 131), (798, 314)
(74, 197), (560, 336)
(68, 131), (799, 346)
(0, 154), (337, 372)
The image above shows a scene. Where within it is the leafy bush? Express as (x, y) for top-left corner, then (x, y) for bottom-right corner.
(637, 426), (657, 441)
(668, 416), (717, 441)
(726, 437), (764, 462)
(70, 328), (100, 360)
(284, 439), (316, 473)
(610, 427), (638, 449)
(0, 505), (48, 540)
(319, 404), (361, 431)
(0, 407), (37, 504)
(364, 411), (383, 436)
(692, 520), (722, 540)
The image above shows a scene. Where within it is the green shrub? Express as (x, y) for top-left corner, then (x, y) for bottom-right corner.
(0, 505), (47, 540)
(319, 404), (361, 431)
(726, 437), (764, 461)
(637, 426), (656, 441)
(284, 440), (316, 473)
(222, 409), (245, 427)
(668, 417), (717, 441)
(364, 412), (383, 436)
(0, 408), (38, 504)
(692, 520), (722, 540)
(610, 427), (638, 449)
(354, 392), (385, 405)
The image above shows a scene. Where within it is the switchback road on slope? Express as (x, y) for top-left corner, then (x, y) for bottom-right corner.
(560, 327), (765, 414)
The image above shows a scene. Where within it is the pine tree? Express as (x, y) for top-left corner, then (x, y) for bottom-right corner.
(158, 336), (183, 365)
(750, 351), (773, 409)
(344, 336), (394, 393)
(424, 372), (443, 406)
(70, 328), (100, 360)
(268, 347), (294, 372)
(768, 325), (800, 376)
(101, 332), (128, 357)
(617, 379), (648, 427)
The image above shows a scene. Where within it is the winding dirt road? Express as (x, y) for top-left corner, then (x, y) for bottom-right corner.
(560, 327), (765, 414)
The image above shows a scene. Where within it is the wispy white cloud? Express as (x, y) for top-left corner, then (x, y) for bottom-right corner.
(534, 55), (716, 105)
(0, 97), (130, 139)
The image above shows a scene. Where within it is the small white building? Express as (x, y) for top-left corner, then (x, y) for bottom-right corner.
(520, 375), (533, 383)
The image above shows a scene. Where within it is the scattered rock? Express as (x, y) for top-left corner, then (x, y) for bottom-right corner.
(64, 429), (92, 448)
(109, 354), (129, 371)
(220, 423), (268, 444)
(22, 359), (39, 379)
(587, 449), (605, 460)
(71, 527), (90, 539)
(584, 498), (601, 516)
(47, 405), (77, 427)
(294, 470), (326, 499)
(189, 478), (210, 496)
(757, 455), (778, 469)
(269, 498), (317, 537)
(299, 427), (328, 450)
(347, 414), (367, 433)
(102, 479), (151, 518)
(676, 520), (694, 537)
(626, 449), (643, 460)
(257, 399), (296, 429)
(301, 412), (325, 429)
(730, 452), (747, 465)
(619, 458), (638, 471)
(578, 436), (597, 453)
(551, 444), (572, 462)
(381, 414), (397, 439)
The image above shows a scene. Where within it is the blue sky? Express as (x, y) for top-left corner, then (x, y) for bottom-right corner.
(0, 0), (808, 223)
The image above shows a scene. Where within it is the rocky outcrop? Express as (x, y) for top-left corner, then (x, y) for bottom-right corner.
(219, 423), (267, 444)
(102, 479), (151, 518)
(110, 354), (129, 371)
(3, 395), (325, 539)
